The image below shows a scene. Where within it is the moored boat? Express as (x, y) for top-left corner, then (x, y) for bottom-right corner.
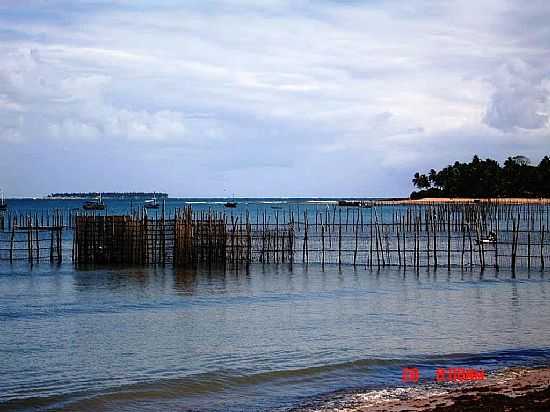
(338, 200), (373, 208)
(83, 195), (105, 210)
(144, 197), (160, 209)
(475, 231), (498, 245)
(338, 200), (361, 207)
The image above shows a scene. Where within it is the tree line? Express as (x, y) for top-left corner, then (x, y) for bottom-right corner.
(411, 155), (550, 199)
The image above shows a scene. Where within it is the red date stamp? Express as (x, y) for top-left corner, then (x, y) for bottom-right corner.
(402, 367), (420, 383)
(402, 367), (485, 383)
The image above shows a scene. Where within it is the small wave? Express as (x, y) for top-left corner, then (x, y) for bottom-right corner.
(3, 348), (550, 411)
(0, 358), (403, 410)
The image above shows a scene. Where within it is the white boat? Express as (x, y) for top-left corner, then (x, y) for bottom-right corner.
(144, 197), (160, 209)
(475, 232), (497, 245)
(476, 238), (497, 245)
(83, 195), (105, 210)
(337, 200), (373, 208)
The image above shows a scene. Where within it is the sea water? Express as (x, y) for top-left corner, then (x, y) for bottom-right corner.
(1, 200), (549, 411)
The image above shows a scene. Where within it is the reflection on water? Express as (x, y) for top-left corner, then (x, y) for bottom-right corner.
(173, 267), (201, 295)
(1, 263), (549, 412)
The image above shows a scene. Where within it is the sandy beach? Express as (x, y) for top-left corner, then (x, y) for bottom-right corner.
(381, 197), (550, 206)
(292, 367), (550, 411)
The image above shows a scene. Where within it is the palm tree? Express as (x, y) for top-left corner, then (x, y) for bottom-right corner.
(412, 172), (430, 189)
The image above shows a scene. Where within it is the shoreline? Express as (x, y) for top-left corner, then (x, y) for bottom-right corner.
(378, 197), (550, 205)
(3, 196), (550, 205)
(292, 366), (550, 411)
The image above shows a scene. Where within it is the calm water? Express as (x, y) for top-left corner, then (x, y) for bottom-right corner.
(1, 262), (549, 411)
(0, 197), (351, 215)
(0, 197), (404, 223)
(1, 199), (550, 411)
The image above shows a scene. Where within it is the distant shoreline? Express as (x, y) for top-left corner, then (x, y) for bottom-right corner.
(3, 196), (550, 205)
(378, 197), (550, 205)
(46, 192), (168, 200)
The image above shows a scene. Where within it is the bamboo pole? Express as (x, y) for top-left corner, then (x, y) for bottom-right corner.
(338, 210), (342, 266)
(353, 210), (359, 267)
(447, 209), (451, 269)
(369, 208), (373, 268)
(321, 220), (325, 267)
(9, 219), (15, 263)
(541, 224), (545, 272)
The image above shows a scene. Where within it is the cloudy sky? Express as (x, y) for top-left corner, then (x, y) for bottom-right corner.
(1, 0), (549, 197)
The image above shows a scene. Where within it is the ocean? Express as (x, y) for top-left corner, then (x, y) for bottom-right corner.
(1, 199), (549, 411)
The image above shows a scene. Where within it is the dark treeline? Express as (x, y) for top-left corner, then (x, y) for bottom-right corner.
(411, 155), (550, 199)
(48, 192), (168, 199)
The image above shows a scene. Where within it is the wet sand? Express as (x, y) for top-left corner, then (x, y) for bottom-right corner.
(293, 367), (550, 411)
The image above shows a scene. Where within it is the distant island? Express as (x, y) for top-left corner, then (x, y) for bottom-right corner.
(411, 155), (550, 199)
(47, 192), (168, 199)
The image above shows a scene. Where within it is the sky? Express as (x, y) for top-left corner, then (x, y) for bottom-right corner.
(1, 0), (549, 198)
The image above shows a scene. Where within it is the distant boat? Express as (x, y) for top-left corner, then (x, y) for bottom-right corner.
(476, 239), (497, 245)
(338, 200), (372, 208)
(475, 232), (498, 245)
(224, 201), (237, 208)
(83, 195), (105, 210)
(0, 189), (6, 211)
(338, 200), (361, 207)
(144, 196), (160, 209)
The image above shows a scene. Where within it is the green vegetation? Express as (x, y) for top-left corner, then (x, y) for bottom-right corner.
(411, 155), (550, 199)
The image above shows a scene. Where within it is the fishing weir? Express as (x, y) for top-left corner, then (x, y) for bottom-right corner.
(1, 202), (550, 274)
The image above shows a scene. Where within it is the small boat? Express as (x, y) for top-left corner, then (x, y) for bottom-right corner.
(0, 189), (6, 211)
(224, 201), (237, 208)
(338, 200), (361, 207)
(476, 239), (496, 245)
(338, 200), (372, 208)
(83, 195), (105, 210)
(144, 197), (160, 209)
(475, 232), (497, 245)
(475, 238), (497, 245)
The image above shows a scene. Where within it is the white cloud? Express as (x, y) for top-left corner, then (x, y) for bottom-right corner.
(0, 47), (190, 142)
(484, 59), (549, 131)
(0, 0), (549, 196)
(48, 119), (100, 140)
(103, 109), (187, 141)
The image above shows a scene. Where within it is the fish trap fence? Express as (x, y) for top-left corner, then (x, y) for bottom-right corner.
(2, 202), (550, 273)
(0, 216), (63, 264)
